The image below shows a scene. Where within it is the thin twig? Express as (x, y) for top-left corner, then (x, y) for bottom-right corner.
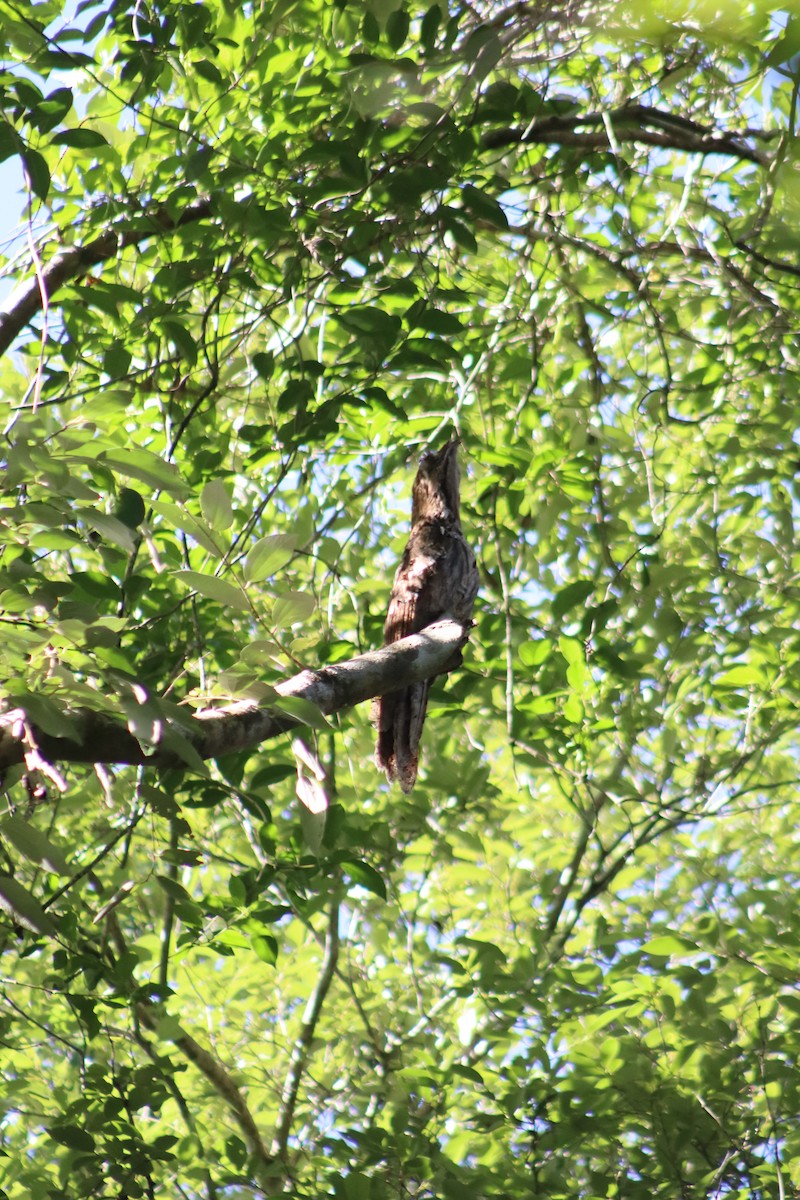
(271, 894), (340, 1158)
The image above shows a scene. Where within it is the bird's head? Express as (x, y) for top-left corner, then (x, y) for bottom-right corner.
(412, 439), (461, 523)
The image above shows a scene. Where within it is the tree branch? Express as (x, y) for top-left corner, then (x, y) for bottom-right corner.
(271, 895), (340, 1159)
(482, 104), (769, 166)
(0, 618), (471, 772)
(135, 1001), (276, 1175)
(0, 197), (212, 357)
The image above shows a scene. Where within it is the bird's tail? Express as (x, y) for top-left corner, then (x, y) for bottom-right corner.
(374, 681), (431, 792)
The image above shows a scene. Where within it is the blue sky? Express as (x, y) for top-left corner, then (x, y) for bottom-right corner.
(0, 0), (85, 303)
(0, 157), (27, 303)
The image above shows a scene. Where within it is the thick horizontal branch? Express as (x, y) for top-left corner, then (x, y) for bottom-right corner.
(0, 618), (470, 772)
(482, 104), (769, 166)
(0, 197), (212, 357)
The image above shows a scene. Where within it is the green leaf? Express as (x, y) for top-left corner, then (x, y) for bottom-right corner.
(552, 580), (595, 619)
(461, 183), (508, 228)
(716, 665), (766, 688)
(200, 479), (233, 532)
(72, 449), (190, 498)
(420, 4), (441, 52)
(271, 695), (331, 731)
(410, 307), (464, 334)
(155, 875), (193, 903)
(272, 590), (315, 627)
(161, 318), (198, 364)
(334, 306), (402, 338)
(175, 570), (249, 610)
(361, 11), (380, 44)
(149, 498), (223, 557)
(3, 693), (79, 741)
(519, 640), (550, 667)
(1, 817), (71, 875)
(0, 875), (57, 936)
(48, 1124), (96, 1152)
(76, 507), (136, 552)
(0, 122), (22, 162)
(112, 487), (146, 530)
(341, 858), (386, 900)
(34, 87), (73, 131)
(386, 9), (409, 49)
(251, 933), (278, 964)
(193, 58), (224, 85)
(49, 128), (108, 148)
(22, 148), (50, 200)
(643, 936), (698, 957)
(244, 534), (297, 582)
(252, 351), (275, 380)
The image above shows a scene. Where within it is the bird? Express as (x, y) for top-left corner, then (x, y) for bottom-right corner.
(374, 439), (479, 792)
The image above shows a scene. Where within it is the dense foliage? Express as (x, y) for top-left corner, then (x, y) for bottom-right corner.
(2, 0), (800, 1195)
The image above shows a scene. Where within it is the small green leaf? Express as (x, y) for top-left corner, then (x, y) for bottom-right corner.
(420, 3), (441, 52)
(334, 306), (401, 338)
(0, 122), (22, 162)
(244, 534), (297, 582)
(97, 448), (190, 497)
(341, 858), (386, 900)
(48, 1124), (96, 1152)
(411, 307), (464, 334)
(272, 695), (331, 731)
(716, 665), (765, 688)
(194, 58), (224, 85)
(643, 936), (698, 957)
(155, 875), (193, 903)
(34, 86), (73, 131)
(519, 640), (550, 667)
(200, 480), (233, 532)
(272, 590), (315, 627)
(386, 8), (409, 49)
(159, 723), (209, 774)
(361, 10), (380, 43)
(161, 318), (198, 364)
(76, 507), (136, 552)
(149, 498), (223, 557)
(175, 570), (249, 611)
(0, 875), (57, 936)
(4, 693), (78, 741)
(252, 351), (275, 380)
(22, 148), (50, 200)
(451, 1063), (485, 1083)
(251, 933), (278, 964)
(445, 216), (477, 253)
(1, 817), (70, 875)
(461, 183), (508, 228)
(113, 487), (146, 530)
(50, 127), (108, 148)
(552, 580), (595, 619)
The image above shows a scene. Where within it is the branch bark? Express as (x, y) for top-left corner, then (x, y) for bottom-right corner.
(271, 895), (340, 1159)
(482, 105), (769, 166)
(0, 197), (212, 357)
(135, 1001), (277, 1176)
(0, 618), (471, 773)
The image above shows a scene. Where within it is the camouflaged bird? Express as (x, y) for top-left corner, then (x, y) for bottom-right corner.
(374, 439), (479, 792)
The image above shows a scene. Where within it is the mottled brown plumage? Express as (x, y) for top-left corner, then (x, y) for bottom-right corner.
(374, 440), (479, 792)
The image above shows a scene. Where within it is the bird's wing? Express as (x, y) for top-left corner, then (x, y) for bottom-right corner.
(383, 543), (441, 643)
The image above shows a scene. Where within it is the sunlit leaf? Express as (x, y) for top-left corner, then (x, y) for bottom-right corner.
(175, 570), (249, 611)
